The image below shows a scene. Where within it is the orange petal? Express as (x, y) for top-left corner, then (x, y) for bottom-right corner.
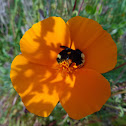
(83, 30), (117, 73)
(10, 55), (63, 117)
(20, 17), (71, 66)
(67, 16), (117, 73)
(59, 68), (111, 120)
(67, 16), (104, 50)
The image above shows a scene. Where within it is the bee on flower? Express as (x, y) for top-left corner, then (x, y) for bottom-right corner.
(10, 16), (117, 120)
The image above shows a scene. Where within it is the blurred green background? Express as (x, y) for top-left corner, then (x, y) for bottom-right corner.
(0, 0), (126, 125)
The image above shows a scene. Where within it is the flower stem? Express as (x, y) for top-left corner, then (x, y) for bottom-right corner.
(111, 90), (126, 97)
(78, 0), (84, 16)
(104, 104), (126, 112)
(113, 62), (126, 71)
(72, 0), (77, 11)
(58, 114), (69, 125)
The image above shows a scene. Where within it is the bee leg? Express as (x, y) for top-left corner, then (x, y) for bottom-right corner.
(78, 64), (84, 69)
(60, 46), (68, 49)
(69, 62), (72, 67)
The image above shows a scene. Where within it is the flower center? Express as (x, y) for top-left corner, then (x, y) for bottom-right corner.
(56, 46), (85, 74)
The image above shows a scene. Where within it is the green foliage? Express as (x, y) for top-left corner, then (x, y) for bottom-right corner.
(85, 5), (96, 14)
(0, 0), (126, 125)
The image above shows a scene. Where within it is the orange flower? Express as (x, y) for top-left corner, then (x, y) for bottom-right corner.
(10, 16), (117, 120)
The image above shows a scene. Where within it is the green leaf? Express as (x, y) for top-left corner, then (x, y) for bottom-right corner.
(85, 5), (95, 14)
(98, 4), (102, 14)
(119, 106), (124, 117)
(72, 10), (78, 17)
(111, 29), (118, 35)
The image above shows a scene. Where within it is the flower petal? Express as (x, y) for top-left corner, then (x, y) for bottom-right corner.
(20, 17), (71, 66)
(10, 55), (63, 117)
(59, 68), (111, 120)
(67, 16), (104, 50)
(67, 16), (117, 73)
(83, 30), (117, 73)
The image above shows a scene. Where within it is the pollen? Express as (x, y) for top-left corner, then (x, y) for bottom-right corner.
(57, 59), (80, 75)
(57, 60), (75, 74)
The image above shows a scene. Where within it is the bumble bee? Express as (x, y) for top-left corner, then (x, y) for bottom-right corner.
(57, 46), (85, 67)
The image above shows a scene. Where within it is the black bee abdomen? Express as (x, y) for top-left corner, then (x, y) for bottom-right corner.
(57, 47), (85, 67)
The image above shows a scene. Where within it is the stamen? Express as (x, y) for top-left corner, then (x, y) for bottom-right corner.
(57, 60), (74, 74)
